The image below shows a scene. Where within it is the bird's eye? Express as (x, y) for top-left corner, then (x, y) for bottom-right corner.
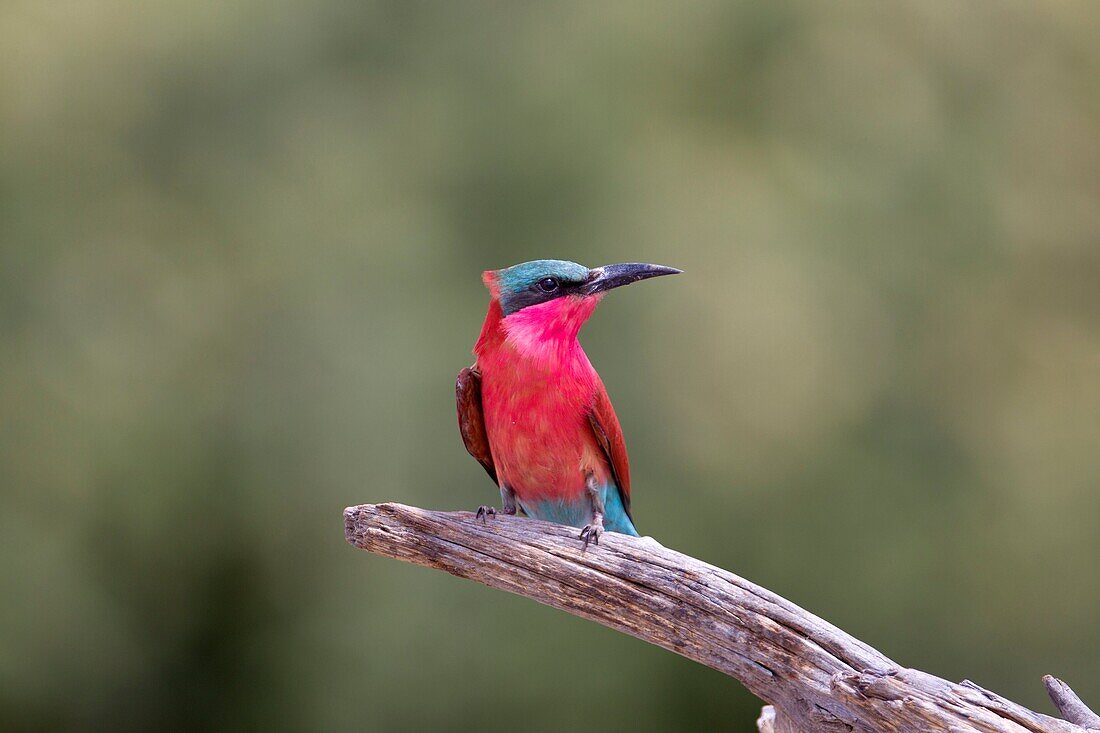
(537, 277), (560, 293)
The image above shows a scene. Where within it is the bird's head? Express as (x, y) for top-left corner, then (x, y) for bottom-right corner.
(482, 259), (681, 350)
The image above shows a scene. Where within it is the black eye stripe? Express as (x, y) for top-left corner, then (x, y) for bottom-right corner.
(500, 276), (585, 315)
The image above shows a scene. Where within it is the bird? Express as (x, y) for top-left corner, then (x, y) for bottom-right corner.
(456, 259), (680, 546)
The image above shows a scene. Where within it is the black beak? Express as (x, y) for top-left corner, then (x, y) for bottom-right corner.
(583, 263), (682, 295)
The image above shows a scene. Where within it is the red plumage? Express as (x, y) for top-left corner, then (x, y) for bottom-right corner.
(465, 272), (631, 519)
(458, 260), (678, 539)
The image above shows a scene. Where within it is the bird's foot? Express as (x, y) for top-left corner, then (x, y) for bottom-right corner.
(475, 505), (497, 523)
(580, 517), (604, 549)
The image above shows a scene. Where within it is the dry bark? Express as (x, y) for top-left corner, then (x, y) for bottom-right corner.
(344, 503), (1096, 733)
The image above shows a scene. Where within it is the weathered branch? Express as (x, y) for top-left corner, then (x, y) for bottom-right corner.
(1045, 676), (1100, 730)
(344, 503), (1093, 733)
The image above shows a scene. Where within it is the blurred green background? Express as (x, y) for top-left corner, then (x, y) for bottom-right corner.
(3, 1), (1099, 731)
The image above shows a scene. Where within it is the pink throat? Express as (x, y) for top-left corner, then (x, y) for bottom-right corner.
(498, 295), (601, 364)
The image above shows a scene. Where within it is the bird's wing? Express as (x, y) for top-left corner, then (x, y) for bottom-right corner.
(588, 384), (632, 522)
(456, 366), (497, 485)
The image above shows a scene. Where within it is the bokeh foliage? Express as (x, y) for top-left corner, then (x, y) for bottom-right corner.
(2, 1), (1099, 731)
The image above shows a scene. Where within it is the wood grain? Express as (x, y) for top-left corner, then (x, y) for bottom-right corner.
(345, 503), (1095, 733)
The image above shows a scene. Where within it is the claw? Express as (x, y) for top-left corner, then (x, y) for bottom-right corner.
(475, 505), (497, 523)
(580, 523), (602, 549)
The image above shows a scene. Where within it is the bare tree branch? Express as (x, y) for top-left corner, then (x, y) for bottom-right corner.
(1045, 676), (1100, 730)
(344, 503), (1090, 733)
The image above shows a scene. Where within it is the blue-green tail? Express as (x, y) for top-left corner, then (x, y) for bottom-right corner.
(518, 483), (638, 536)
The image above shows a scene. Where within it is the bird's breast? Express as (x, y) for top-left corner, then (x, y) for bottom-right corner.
(478, 349), (610, 502)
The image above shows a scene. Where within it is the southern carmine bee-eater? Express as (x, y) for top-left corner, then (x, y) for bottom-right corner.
(456, 259), (681, 546)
